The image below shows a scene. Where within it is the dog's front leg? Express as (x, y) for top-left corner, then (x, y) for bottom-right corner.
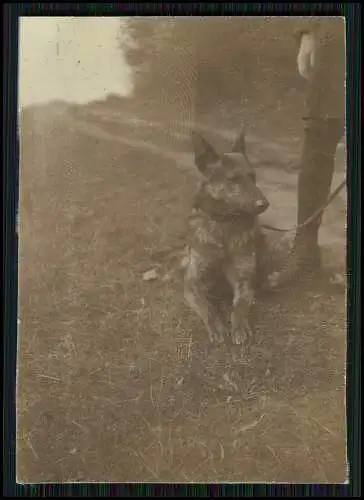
(226, 256), (256, 354)
(184, 282), (226, 344)
(184, 251), (225, 344)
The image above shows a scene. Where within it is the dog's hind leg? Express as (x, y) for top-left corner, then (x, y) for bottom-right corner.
(184, 251), (225, 344)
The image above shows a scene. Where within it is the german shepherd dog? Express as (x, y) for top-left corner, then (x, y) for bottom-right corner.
(182, 130), (270, 355)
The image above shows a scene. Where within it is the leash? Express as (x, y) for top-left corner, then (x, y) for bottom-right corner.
(260, 178), (346, 233)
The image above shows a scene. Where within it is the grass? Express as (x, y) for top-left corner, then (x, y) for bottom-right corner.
(16, 103), (347, 483)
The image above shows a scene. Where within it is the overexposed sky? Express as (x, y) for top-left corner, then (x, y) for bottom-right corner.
(18, 17), (132, 107)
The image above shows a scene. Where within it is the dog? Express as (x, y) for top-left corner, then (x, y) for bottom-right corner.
(182, 130), (270, 355)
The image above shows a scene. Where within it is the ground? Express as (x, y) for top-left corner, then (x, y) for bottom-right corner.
(16, 101), (347, 483)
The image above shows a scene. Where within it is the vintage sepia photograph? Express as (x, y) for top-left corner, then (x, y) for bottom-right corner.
(17, 16), (347, 483)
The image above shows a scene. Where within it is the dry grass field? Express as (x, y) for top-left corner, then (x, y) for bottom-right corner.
(16, 100), (347, 483)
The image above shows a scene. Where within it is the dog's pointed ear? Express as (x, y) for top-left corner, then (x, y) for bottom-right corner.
(231, 129), (246, 155)
(191, 131), (219, 176)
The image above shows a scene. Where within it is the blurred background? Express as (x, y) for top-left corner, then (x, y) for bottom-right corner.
(19, 16), (314, 130)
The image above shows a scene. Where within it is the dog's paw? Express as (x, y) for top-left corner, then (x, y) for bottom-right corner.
(208, 324), (225, 345)
(231, 320), (252, 355)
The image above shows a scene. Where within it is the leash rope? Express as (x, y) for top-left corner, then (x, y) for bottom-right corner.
(260, 178), (346, 233)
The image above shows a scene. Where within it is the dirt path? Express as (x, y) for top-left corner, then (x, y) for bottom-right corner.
(66, 108), (347, 263)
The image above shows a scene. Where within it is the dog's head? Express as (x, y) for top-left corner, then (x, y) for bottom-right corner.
(191, 130), (269, 217)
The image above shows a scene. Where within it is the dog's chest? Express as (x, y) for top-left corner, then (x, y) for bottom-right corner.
(188, 210), (258, 257)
